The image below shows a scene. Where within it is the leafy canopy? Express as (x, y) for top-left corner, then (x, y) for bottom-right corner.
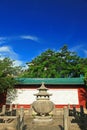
(0, 58), (22, 93)
(21, 45), (87, 78)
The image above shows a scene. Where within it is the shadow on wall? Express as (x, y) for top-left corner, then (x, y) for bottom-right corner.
(6, 89), (18, 104)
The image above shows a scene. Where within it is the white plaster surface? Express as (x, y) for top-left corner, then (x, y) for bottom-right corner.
(49, 89), (79, 105)
(6, 88), (79, 105)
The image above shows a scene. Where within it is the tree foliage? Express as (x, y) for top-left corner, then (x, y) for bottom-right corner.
(21, 45), (87, 78)
(0, 58), (22, 93)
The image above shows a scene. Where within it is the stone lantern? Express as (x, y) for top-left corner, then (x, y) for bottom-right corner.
(32, 83), (54, 117)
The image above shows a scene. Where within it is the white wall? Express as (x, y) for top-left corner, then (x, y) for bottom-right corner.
(6, 88), (79, 105)
(49, 89), (79, 105)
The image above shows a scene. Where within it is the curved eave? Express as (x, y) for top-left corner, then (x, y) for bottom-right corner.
(16, 77), (84, 85)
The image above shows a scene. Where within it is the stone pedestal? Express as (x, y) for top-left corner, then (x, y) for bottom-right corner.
(33, 116), (53, 125)
(32, 83), (55, 124)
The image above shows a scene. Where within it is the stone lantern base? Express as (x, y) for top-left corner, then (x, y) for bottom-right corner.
(33, 116), (53, 125)
(32, 83), (55, 126)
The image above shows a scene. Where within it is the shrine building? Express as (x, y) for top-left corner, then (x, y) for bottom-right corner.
(6, 77), (86, 108)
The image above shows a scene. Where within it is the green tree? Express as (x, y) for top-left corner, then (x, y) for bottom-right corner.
(0, 58), (22, 93)
(21, 45), (87, 78)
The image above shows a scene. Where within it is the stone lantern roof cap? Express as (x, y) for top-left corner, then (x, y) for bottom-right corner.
(34, 82), (52, 96)
(37, 82), (48, 90)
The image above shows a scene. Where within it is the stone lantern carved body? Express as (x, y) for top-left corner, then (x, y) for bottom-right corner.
(32, 83), (54, 116)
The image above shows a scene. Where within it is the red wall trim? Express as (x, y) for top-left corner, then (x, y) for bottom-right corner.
(12, 86), (87, 108)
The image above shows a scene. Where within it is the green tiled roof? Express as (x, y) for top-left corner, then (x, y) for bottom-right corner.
(16, 77), (84, 85)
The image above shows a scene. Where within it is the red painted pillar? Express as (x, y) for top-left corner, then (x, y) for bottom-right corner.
(0, 92), (7, 107)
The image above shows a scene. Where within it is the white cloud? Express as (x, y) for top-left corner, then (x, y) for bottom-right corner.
(0, 45), (24, 66)
(0, 46), (18, 59)
(20, 35), (39, 42)
(69, 44), (87, 57)
(13, 60), (23, 66)
(70, 45), (83, 52)
(0, 35), (39, 43)
(0, 46), (10, 52)
(83, 49), (87, 57)
(0, 34), (40, 66)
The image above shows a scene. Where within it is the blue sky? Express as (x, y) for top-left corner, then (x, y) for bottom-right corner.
(0, 0), (87, 66)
